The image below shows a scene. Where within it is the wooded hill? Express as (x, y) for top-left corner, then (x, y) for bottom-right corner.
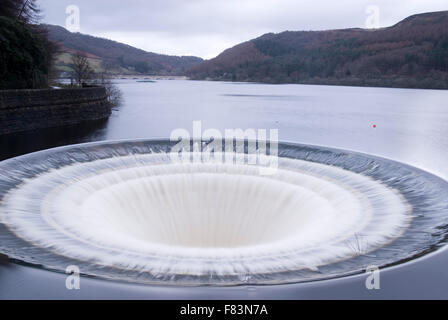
(187, 11), (448, 89)
(44, 24), (203, 76)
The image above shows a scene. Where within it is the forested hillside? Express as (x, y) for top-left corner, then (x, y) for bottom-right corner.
(187, 11), (448, 89)
(44, 24), (203, 76)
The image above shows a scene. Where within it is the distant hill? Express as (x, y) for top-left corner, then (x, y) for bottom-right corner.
(187, 11), (448, 89)
(43, 24), (203, 76)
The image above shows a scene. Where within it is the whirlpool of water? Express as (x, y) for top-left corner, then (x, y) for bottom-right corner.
(0, 140), (448, 285)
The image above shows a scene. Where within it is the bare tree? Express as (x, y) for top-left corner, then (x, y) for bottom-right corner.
(70, 52), (93, 86)
(95, 72), (122, 106)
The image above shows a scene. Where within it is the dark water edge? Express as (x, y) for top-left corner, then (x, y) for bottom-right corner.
(1, 251), (448, 299)
(0, 119), (109, 161)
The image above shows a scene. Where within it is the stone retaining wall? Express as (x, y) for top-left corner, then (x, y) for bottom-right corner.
(0, 87), (111, 135)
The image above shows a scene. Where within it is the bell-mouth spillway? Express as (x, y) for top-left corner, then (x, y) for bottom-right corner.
(0, 139), (448, 286)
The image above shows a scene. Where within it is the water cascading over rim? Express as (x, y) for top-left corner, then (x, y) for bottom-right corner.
(1, 139), (448, 286)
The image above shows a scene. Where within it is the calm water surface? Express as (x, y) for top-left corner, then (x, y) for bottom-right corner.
(6, 79), (448, 177)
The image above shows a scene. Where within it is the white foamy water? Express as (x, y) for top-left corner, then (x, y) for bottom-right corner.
(0, 150), (412, 280)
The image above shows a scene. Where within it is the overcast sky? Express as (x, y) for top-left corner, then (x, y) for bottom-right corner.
(39, 0), (448, 59)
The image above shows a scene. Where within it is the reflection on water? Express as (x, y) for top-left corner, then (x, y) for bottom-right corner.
(0, 119), (109, 161)
(221, 94), (300, 100)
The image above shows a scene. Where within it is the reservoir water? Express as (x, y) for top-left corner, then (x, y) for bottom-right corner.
(4, 80), (448, 180)
(1, 80), (448, 299)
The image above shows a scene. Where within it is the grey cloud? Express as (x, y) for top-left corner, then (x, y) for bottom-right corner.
(39, 0), (448, 58)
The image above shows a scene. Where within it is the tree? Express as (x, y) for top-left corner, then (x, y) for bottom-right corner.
(70, 52), (93, 86)
(0, 16), (51, 89)
(0, 0), (19, 19)
(133, 61), (150, 74)
(96, 73), (122, 106)
(0, 1), (54, 89)
(0, 0), (41, 24)
(17, 0), (41, 24)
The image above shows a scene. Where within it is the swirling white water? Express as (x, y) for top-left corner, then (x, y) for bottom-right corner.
(0, 140), (448, 285)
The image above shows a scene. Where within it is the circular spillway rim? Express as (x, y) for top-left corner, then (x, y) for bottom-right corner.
(0, 139), (447, 286)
